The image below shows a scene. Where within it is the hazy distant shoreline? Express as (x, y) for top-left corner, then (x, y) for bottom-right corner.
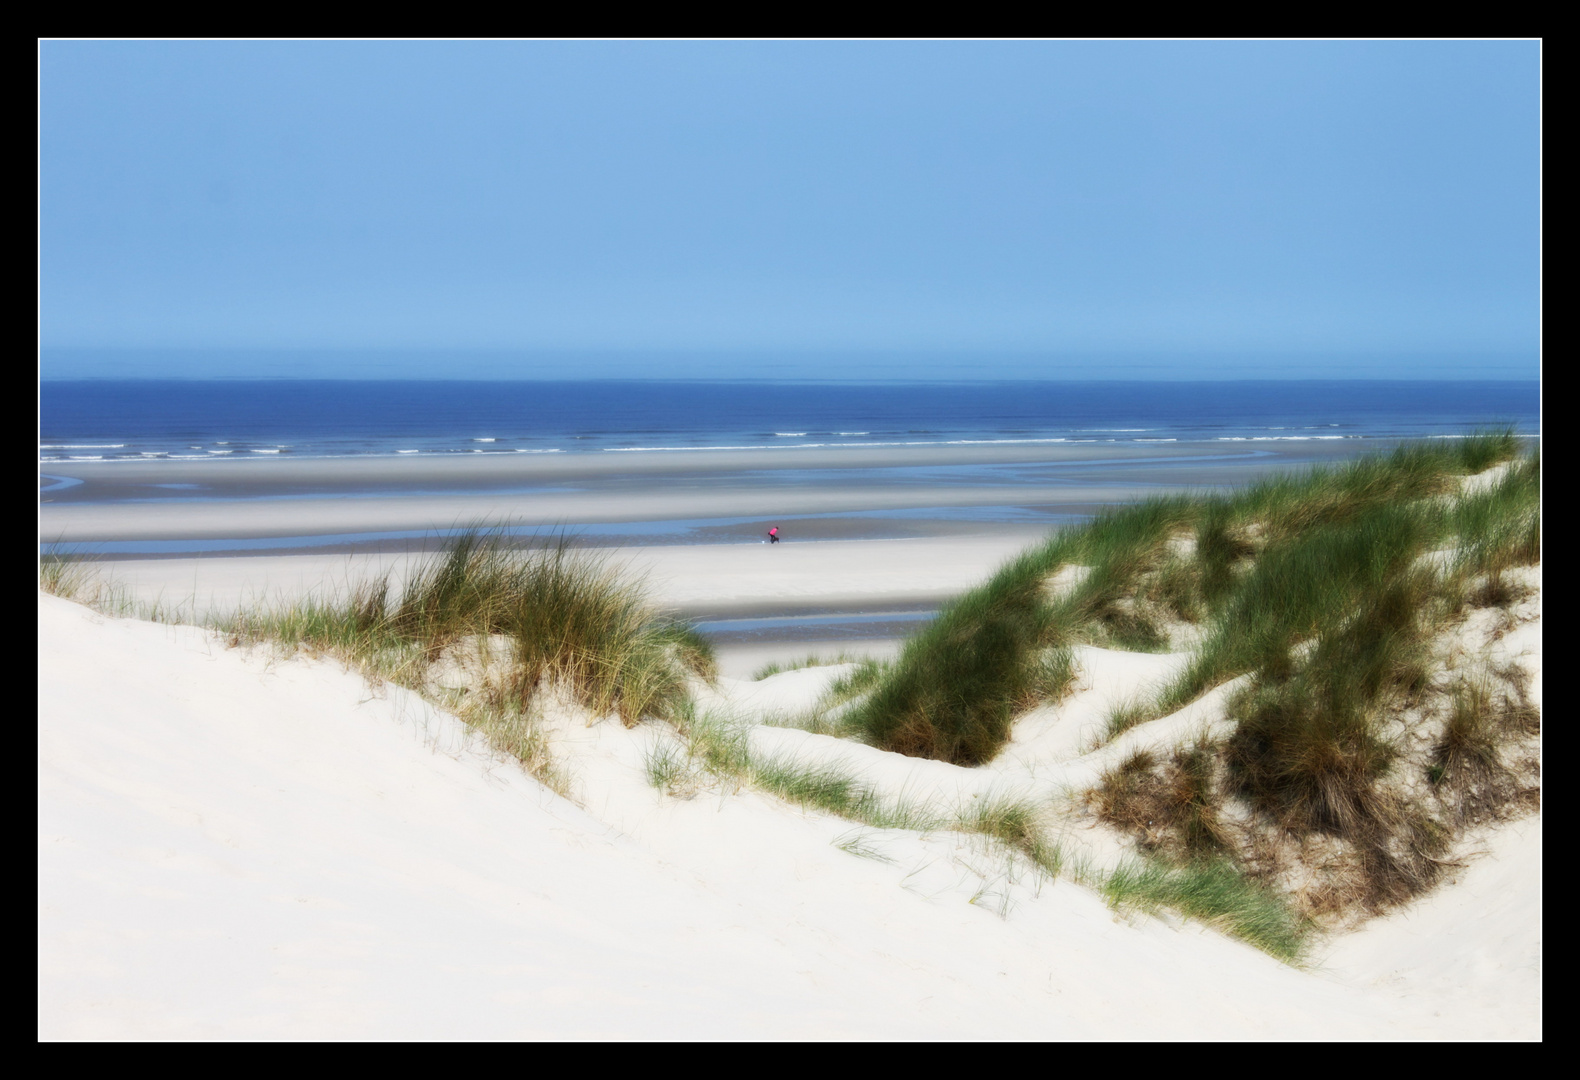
(42, 438), (1395, 550)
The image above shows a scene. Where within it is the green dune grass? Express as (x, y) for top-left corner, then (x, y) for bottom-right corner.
(833, 430), (1538, 927)
(845, 430), (1533, 765)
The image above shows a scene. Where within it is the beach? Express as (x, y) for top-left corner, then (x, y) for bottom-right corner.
(40, 37), (1542, 1042)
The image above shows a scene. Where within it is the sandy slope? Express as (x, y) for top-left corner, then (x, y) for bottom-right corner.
(38, 592), (1540, 1039)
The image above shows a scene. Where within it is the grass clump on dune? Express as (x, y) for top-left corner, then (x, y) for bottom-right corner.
(837, 543), (1068, 764)
(654, 703), (1058, 869)
(1099, 855), (1309, 963)
(219, 531), (715, 785)
(232, 531), (713, 725)
(752, 652), (870, 681)
(40, 550), (94, 601)
(39, 549), (189, 623)
(1159, 502), (1438, 715)
(1091, 744), (1231, 863)
(751, 757), (945, 832)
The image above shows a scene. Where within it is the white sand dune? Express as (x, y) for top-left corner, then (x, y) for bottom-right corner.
(39, 588), (1541, 1039)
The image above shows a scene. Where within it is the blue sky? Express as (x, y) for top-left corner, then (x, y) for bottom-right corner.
(39, 40), (1539, 379)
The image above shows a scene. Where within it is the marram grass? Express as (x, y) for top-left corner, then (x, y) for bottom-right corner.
(210, 531), (717, 795)
(1099, 856), (1310, 963)
(847, 431), (1538, 933)
(220, 532), (715, 727)
(849, 431), (1535, 768)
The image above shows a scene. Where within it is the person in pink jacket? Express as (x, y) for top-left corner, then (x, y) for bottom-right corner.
(767, 526), (780, 544)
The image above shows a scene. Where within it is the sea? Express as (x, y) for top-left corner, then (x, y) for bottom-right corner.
(39, 380), (1541, 462)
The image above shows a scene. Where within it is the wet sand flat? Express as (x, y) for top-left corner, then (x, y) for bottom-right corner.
(41, 438), (1379, 546)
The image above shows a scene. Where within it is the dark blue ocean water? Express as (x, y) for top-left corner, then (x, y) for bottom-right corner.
(39, 380), (1540, 462)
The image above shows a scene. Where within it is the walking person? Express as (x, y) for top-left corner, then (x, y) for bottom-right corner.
(767, 525), (780, 544)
